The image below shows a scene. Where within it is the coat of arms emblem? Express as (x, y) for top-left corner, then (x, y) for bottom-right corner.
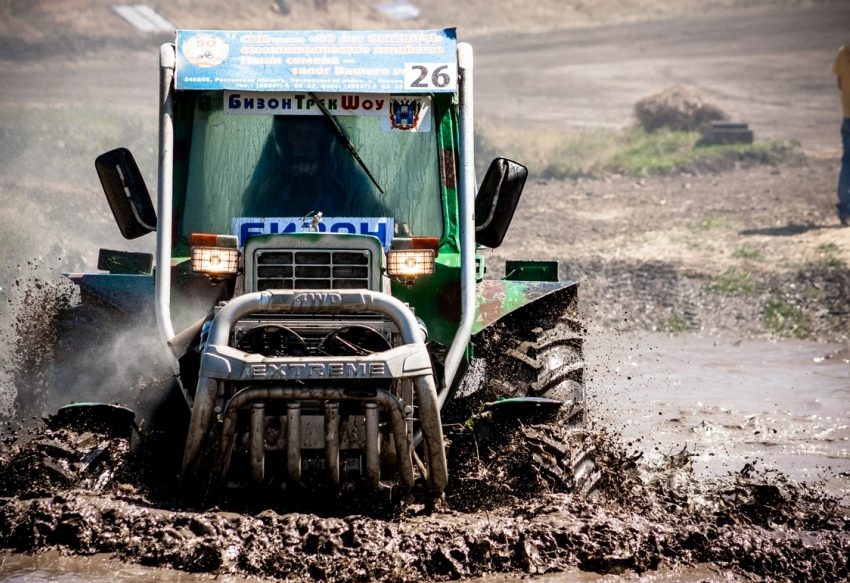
(389, 98), (422, 130)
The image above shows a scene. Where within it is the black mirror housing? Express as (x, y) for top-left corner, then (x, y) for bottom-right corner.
(95, 148), (157, 240)
(474, 157), (528, 249)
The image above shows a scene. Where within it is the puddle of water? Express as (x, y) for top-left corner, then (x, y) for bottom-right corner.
(588, 332), (850, 496)
(0, 553), (752, 583)
(0, 551), (256, 583)
(463, 562), (748, 582)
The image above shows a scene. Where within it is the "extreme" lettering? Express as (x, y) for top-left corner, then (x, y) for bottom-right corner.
(247, 361), (388, 379)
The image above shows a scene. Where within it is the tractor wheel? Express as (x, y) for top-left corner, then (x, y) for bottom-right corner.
(497, 320), (599, 497)
(496, 321), (585, 421)
(460, 288), (600, 498)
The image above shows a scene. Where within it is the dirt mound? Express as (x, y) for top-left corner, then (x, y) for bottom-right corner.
(635, 85), (729, 132)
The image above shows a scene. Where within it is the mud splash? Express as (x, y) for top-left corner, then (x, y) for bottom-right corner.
(0, 265), (78, 421)
(1, 279), (848, 582)
(0, 267), (177, 436)
(0, 416), (848, 582)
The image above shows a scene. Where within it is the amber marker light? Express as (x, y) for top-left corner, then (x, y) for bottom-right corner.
(190, 233), (239, 275)
(386, 249), (435, 280)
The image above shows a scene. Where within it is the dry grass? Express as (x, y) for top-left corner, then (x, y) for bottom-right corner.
(475, 121), (624, 178)
(475, 121), (793, 178)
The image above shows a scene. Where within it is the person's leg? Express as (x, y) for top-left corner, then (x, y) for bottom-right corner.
(838, 118), (850, 223)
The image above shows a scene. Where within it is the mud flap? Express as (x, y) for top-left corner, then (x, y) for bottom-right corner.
(482, 397), (562, 426)
(50, 403), (137, 440)
(473, 280), (580, 336)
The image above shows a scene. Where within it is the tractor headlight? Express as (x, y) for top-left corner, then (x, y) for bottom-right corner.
(386, 249), (435, 280)
(191, 234), (239, 275)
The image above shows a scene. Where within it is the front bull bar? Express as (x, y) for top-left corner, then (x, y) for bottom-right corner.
(181, 289), (448, 494)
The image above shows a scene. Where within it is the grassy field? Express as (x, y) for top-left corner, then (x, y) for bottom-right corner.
(475, 123), (797, 179)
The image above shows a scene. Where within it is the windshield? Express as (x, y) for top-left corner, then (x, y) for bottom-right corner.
(181, 92), (443, 241)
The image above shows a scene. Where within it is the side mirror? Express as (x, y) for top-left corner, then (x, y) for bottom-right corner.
(95, 148), (157, 240)
(474, 157), (527, 249)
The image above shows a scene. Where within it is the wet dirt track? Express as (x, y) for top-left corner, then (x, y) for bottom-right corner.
(2, 279), (847, 582)
(588, 333), (850, 492)
(0, 414), (849, 583)
(2, 3), (850, 582)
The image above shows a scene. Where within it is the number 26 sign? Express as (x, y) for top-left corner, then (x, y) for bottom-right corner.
(403, 63), (457, 91)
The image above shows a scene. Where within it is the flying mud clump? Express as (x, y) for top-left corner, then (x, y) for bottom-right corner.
(1, 411), (848, 582)
(0, 268), (78, 421)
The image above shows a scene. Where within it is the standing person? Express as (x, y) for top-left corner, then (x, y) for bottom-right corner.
(834, 45), (850, 226)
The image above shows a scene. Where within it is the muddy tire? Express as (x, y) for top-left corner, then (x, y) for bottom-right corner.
(498, 322), (599, 496)
(497, 322), (584, 420)
(458, 287), (600, 497)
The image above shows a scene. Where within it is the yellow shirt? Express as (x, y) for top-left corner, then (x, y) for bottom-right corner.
(834, 45), (850, 119)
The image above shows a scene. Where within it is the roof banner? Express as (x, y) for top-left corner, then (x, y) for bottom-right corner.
(175, 29), (458, 93)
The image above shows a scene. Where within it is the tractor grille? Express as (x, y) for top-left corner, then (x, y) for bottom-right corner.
(254, 249), (371, 291)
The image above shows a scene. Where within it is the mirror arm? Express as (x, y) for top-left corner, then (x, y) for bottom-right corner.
(123, 183), (157, 231)
(115, 164), (157, 231)
(475, 162), (507, 232)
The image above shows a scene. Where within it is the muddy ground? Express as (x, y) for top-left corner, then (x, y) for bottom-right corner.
(0, 413), (849, 582)
(1, 1), (850, 581)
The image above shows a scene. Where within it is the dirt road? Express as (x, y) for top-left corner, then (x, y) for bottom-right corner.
(2, 2), (846, 147)
(474, 2), (849, 150)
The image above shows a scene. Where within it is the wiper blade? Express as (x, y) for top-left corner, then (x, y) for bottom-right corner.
(308, 92), (384, 194)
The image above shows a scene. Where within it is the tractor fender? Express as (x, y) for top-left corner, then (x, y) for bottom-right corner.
(63, 273), (155, 323)
(473, 279), (580, 337)
(63, 266), (230, 332)
(440, 279), (581, 420)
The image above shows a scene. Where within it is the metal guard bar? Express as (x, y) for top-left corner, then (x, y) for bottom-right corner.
(207, 290), (425, 347)
(155, 43), (176, 344)
(198, 342), (432, 382)
(182, 289), (448, 494)
(440, 42), (476, 407)
(218, 386), (415, 489)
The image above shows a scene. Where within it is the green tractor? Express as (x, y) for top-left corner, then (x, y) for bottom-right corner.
(54, 29), (594, 499)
